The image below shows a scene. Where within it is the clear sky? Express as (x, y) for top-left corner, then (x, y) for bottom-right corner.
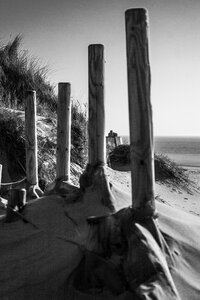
(0, 0), (200, 136)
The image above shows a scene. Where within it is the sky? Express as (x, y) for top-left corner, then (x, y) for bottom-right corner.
(0, 0), (200, 136)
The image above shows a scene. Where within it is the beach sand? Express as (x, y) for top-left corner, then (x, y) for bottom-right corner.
(0, 165), (200, 299)
(107, 165), (200, 216)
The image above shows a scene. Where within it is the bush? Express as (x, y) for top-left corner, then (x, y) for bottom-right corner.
(109, 144), (130, 165)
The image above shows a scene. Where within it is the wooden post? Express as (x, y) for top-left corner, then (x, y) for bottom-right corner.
(88, 44), (105, 165)
(125, 8), (155, 218)
(56, 83), (71, 181)
(6, 189), (26, 222)
(25, 91), (38, 186)
(25, 91), (43, 199)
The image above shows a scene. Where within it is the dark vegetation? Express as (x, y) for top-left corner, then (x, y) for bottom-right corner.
(0, 111), (25, 180)
(109, 144), (130, 165)
(0, 35), (87, 189)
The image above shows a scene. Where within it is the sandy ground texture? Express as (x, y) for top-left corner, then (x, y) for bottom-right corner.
(0, 165), (200, 299)
(106, 166), (200, 216)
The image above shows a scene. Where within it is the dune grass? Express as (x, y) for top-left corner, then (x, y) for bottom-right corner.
(0, 35), (56, 112)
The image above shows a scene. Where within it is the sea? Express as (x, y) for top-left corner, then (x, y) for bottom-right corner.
(121, 136), (200, 167)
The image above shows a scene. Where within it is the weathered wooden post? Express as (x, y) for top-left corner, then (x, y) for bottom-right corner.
(125, 8), (155, 218)
(25, 90), (43, 199)
(79, 44), (114, 207)
(88, 44), (105, 165)
(56, 83), (71, 181)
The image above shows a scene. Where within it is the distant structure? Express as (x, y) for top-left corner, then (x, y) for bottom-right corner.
(106, 130), (123, 153)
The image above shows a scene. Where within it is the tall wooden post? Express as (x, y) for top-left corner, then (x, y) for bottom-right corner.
(88, 44), (105, 165)
(56, 83), (71, 181)
(125, 8), (155, 218)
(25, 91), (43, 199)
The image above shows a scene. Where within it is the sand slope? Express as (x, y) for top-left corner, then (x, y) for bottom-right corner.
(0, 167), (200, 299)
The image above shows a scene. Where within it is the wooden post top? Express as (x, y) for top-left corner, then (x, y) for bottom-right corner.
(58, 82), (71, 87)
(125, 8), (149, 24)
(25, 90), (36, 96)
(88, 44), (104, 48)
(88, 45), (104, 66)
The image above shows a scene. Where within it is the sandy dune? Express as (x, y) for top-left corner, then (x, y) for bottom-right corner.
(106, 167), (200, 216)
(0, 166), (200, 299)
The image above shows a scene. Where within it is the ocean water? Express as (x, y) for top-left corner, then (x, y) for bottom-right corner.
(121, 136), (200, 167)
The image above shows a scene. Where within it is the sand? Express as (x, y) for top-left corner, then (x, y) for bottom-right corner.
(106, 166), (200, 216)
(0, 166), (200, 299)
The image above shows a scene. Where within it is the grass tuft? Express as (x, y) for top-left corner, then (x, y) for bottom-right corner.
(0, 35), (57, 113)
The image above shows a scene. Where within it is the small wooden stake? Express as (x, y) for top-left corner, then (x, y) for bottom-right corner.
(88, 44), (105, 165)
(56, 83), (71, 181)
(25, 91), (43, 199)
(6, 189), (26, 222)
(125, 8), (155, 217)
